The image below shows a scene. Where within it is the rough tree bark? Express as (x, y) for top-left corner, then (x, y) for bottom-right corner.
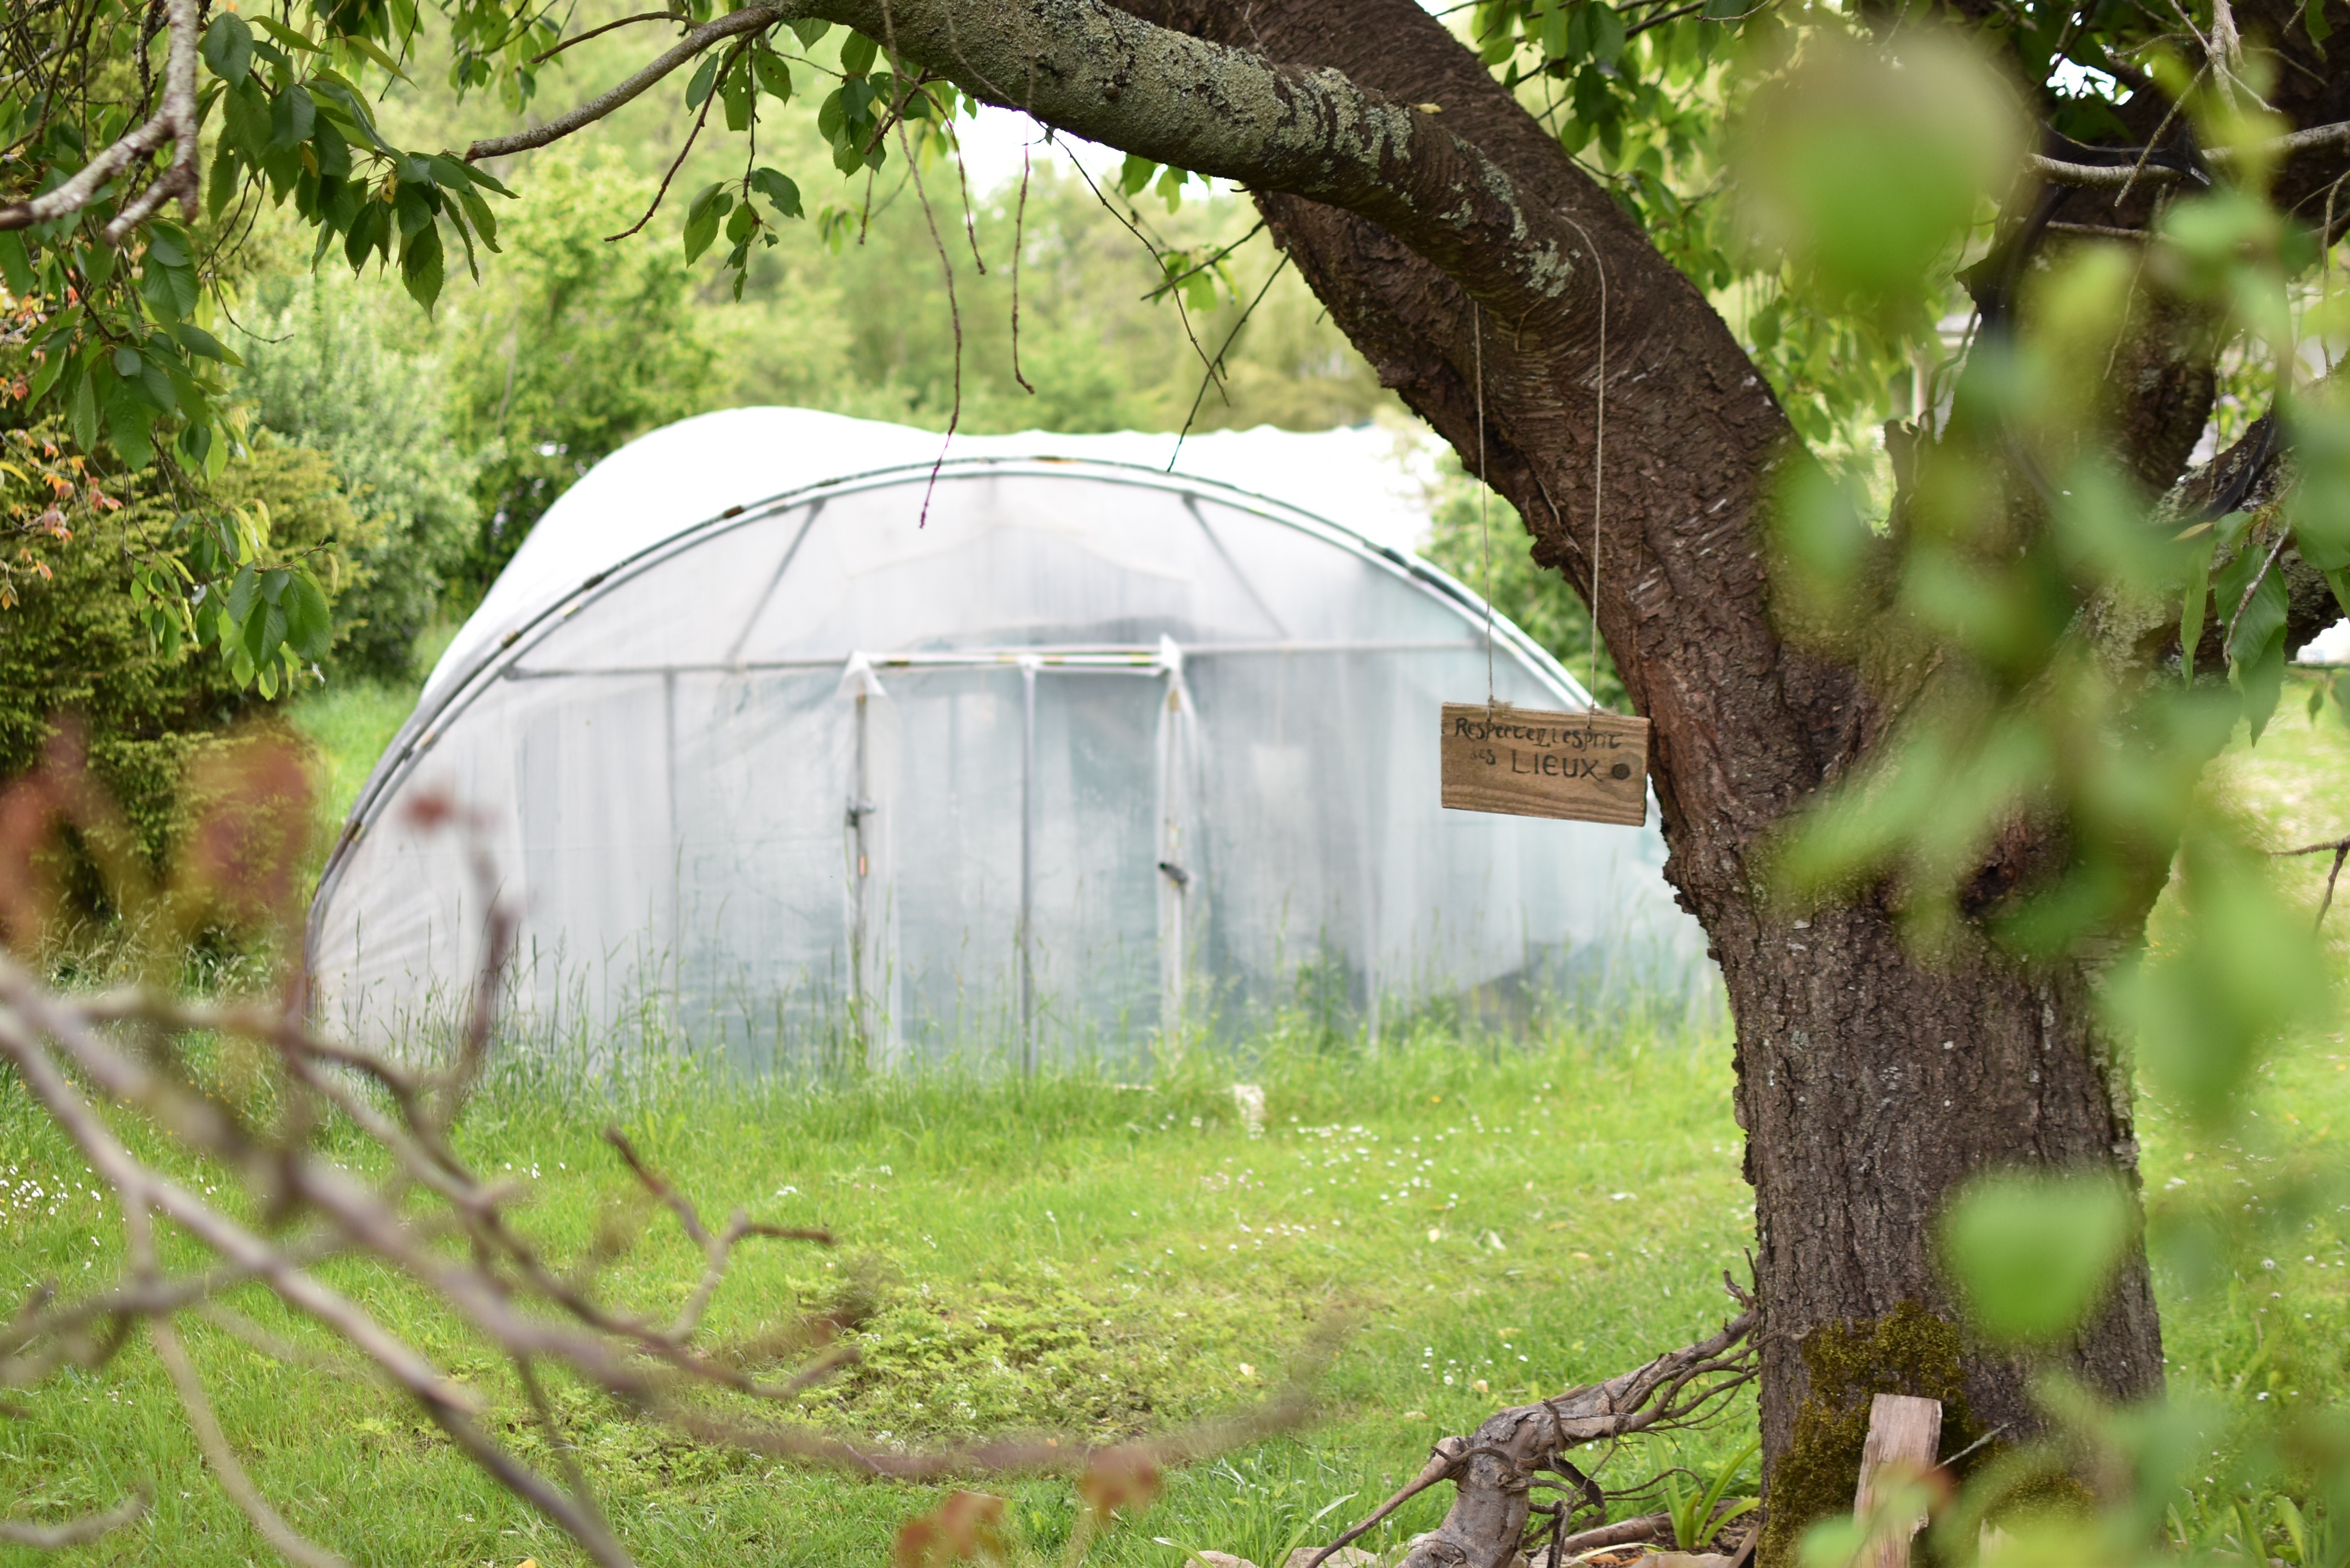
(488, 0), (2343, 1552)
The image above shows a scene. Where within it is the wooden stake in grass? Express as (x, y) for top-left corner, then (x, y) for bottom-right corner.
(1852, 1394), (1943, 1568)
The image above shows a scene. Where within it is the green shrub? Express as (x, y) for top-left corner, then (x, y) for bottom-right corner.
(235, 273), (477, 679)
(0, 428), (358, 885)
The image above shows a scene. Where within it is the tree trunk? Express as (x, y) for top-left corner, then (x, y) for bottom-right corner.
(1723, 905), (2163, 1551)
(1120, 0), (2168, 1533)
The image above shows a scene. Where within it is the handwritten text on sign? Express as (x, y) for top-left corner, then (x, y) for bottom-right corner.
(1439, 704), (1650, 826)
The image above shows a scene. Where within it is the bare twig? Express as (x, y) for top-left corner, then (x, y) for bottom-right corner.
(466, 3), (780, 163)
(528, 10), (688, 67)
(2030, 119), (2350, 191)
(1011, 142), (1036, 394)
(1554, 1511), (1669, 1555)
(0, 1492), (151, 1548)
(1168, 251), (1291, 471)
(2273, 835), (2350, 927)
(1142, 218), (1265, 302)
(897, 109), (965, 527)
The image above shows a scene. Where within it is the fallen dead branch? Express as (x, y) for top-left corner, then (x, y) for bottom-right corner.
(1301, 1276), (1757, 1568)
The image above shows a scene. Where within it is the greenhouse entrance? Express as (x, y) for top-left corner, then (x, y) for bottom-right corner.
(858, 648), (1182, 1073)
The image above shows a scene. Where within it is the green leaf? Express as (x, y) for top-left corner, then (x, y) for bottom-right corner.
(1117, 153), (1159, 198)
(336, 33), (413, 84)
(722, 58), (755, 131)
(839, 30), (878, 75)
(252, 16), (321, 52)
(113, 346), (142, 378)
(816, 87), (847, 142)
(202, 14), (255, 86)
(789, 17), (831, 47)
(137, 359), (178, 412)
(28, 333), (71, 406)
(222, 81), (270, 161)
(226, 562), (259, 622)
(286, 570), (334, 659)
(140, 258), (200, 322)
(307, 77), (394, 149)
(754, 48), (793, 101)
(1587, 2), (1626, 66)
(685, 52), (721, 109)
(400, 220), (443, 308)
(455, 182), (500, 251)
(344, 198), (386, 269)
(0, 232), (30, 296)
(241, 578), (287, 666)
(2218, 535), (2289, 704)
(312, 115), (352, 179)
(682, 182), (731, 262)
(460, 163), (515, 198)
(104, 385), (156, 468)
(207, 148), (244, 218)
(750, 166), (802, 218)
(393, 182), (435, 237)
(2307, 0), (2333, 50)
(270, 85), (317, 148)
(2180, 541), (2210, 683)
(2236, 619), (2289, 742)
(1942, 1171), (2133, 1345)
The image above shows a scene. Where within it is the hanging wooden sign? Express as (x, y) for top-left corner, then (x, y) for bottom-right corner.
(1440, 702), (1650, 827)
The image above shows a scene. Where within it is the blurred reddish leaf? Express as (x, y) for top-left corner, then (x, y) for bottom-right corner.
(894, 1490), (1007, 1568)
(1078, 1449), (1161, 1520)
(177, 725), (316, 932)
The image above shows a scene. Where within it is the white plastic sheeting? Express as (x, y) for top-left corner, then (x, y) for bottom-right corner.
(307, 409), (1710, 1070)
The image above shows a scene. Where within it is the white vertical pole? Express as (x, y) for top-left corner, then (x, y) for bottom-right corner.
(1156, 641), (1188, 1067)
(663, 668), (681, 1031)
(850, 689), (869, 1063)
(1019, 658), (1038, 1076)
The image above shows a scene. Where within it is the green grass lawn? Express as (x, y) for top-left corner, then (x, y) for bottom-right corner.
(3, 1023), (1765, 1567)
(0, 676), (2344, 1567)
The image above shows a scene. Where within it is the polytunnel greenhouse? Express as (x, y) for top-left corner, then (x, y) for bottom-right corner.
(306, 407), (1711, 1071)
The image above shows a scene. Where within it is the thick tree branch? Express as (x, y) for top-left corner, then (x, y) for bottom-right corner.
(0, 0), (199, 237)
(475, 0), (1598, 332)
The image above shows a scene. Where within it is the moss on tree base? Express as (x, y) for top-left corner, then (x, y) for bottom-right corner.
(1759, 1302), (1984, 1568)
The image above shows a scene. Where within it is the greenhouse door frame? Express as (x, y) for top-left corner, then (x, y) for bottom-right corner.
(853, 644), (1192, 1074)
